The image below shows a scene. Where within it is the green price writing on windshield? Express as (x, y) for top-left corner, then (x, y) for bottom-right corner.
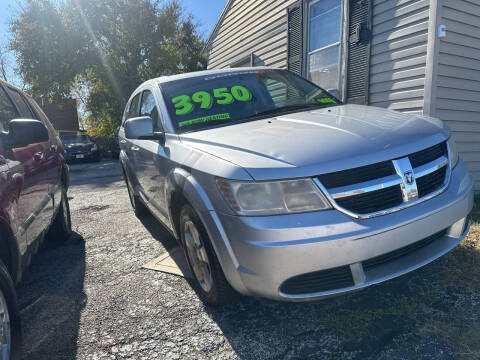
(317, 97), (338, 104)
(171, 85), (252, 116)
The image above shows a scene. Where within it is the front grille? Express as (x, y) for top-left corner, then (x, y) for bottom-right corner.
(409, 142), (447, 168)
(417, 167), (447, 198)
(363, 229), (447, 271)
(336, 186), (403, 214)
(317, 141), (449, 217)
(318, 161), (395, 188)
(280, 265), (354, 295)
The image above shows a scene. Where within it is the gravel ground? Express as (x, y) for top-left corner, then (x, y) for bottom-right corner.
(16, 160), (480, 359)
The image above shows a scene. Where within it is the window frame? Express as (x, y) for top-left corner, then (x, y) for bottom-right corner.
(123, 93), (141, 125)
(303, 0), (349, 101)
(5, 86), (35, 119)
(0, 83), (20, 133)
(139, 89), (163, 132)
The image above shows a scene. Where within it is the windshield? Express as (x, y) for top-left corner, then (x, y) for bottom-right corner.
(61, 134), (92, 145)
(160, 69), (341, 133)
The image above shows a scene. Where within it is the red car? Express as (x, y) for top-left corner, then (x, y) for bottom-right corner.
(0, 80), (72, 359)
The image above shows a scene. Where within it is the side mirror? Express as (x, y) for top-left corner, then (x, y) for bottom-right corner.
(8, 119), (49, 148)
(124, 116), (165, 144)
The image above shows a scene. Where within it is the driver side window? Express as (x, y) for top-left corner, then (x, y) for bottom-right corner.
(5, 87), (35, 119)
(126, 93), (141, 120)
(0, 87), (19, 132)
(140, 90), (162, 131)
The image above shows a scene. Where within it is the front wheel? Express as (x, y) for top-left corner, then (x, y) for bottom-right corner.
(0, 259), (21, 360)
(180, 204), (237, 306)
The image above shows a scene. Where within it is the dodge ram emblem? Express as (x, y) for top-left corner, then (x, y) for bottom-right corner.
(404, 170), (414, 185)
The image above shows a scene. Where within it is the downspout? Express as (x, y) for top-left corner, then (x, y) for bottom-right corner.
(423, 0), (442, 117)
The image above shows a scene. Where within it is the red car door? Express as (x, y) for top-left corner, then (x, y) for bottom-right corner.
(26, 97), (62, 215)
(0, 88), (27, 258)
(3, 86), (53, 248)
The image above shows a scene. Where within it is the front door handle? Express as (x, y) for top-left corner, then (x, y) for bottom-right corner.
(119, 139), (127, 144)
(131, 146), (140, 152)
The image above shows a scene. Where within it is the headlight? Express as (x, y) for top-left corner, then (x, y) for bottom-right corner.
(91, 144), (98, 151)
(447, 138), (459, 168)
(216, 178), (331, 216)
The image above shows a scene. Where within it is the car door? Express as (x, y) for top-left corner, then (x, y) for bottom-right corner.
(3, 85), (52, 248)
(26, 97), (62, 214)
(135, 88), (170, 221)
(122, 92), (142, 188)
(0, 86), (27, 257)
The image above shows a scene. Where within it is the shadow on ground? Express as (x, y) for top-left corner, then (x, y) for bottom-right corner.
(17, 232), (86, 360)
(138, 211), (178, 252)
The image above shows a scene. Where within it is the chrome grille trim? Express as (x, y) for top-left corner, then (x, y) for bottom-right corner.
(413, 156), (448, 178)
(330, 174), (403, 200)
(315, 142), (452, 219)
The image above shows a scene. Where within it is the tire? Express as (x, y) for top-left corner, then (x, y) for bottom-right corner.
(48, 187), (72, 243)
(180, 204), (237, 306)
(125, 177), (147, 218)
(0, 259), (21, 360)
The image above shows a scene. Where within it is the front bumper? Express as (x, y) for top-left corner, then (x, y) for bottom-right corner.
(65, 151), (100, 162)
(203, 160), (474, 301)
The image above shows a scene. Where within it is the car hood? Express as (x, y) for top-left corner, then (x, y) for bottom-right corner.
(179, 104), (449, 180)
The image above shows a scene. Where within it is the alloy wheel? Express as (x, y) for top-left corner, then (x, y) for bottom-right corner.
(184, 220), (213, 293)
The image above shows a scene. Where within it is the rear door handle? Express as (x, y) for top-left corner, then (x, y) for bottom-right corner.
(131, 146), (140, 152)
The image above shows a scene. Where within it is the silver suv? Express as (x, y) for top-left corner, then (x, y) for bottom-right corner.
(119, 68), (473, 305)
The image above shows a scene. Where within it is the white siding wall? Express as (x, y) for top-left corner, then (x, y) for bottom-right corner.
(435, 0), (480, 191)
(369, 0), (430, 115)
(206, 0), (296, 69)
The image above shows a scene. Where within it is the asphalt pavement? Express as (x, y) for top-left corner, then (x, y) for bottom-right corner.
(16, 160), (480, 359)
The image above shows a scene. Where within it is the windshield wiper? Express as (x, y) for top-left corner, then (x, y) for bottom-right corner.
(245, 104), (326, 119)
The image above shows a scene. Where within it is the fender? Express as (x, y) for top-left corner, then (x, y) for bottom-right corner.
(119, 150), (140, 188)
(165, 168), (249, 294)
(0, 214), (22, 284)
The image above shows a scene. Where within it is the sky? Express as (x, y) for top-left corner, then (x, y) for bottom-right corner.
(0, 0), (227, 86)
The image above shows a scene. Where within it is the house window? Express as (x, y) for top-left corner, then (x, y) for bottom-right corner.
(307, 0), (344, 94)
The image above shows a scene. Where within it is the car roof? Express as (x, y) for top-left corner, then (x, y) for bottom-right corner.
(0, 79), (25, 94)
(152, 66), (276, 85)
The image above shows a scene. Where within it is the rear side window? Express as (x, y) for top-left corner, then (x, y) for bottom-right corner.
(127, 94), (141, 119)
(5, 87), (35, 119)
(0, 87), (19, 132)
(140, 90), (161, 131)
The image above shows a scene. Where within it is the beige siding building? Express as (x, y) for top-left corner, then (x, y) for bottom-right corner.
(205, 0), (480, 191)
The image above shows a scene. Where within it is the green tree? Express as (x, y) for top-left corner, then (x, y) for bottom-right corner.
(10, 0), (206, 136)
